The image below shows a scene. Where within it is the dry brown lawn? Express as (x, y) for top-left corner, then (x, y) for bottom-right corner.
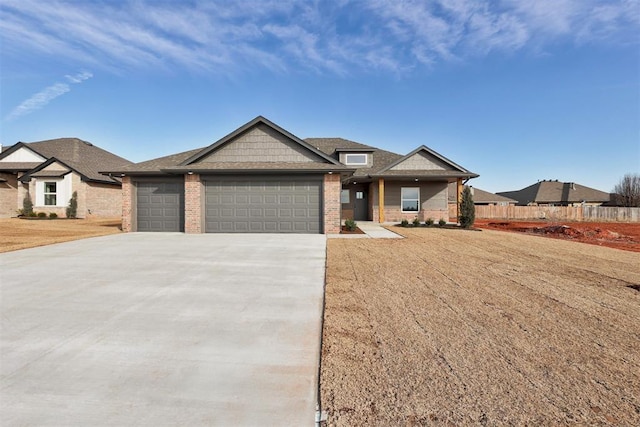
(321, 227), (640, 426)
(0, 218), (122, 253)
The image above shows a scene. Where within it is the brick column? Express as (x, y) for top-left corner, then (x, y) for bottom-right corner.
(121, 176), (133, 232)
(185, 173), (202, 233)
(323, 173), (341, 234)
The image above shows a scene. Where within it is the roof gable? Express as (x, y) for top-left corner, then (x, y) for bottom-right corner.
(389, 151), (452, 171)
(2, 138), (131, 184)
(378, 146), (474, 175)
(0, 144), (46, 163)
(182, 116), (341, 166)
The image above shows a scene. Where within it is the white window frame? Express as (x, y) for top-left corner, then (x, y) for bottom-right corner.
(401, 187), (420, 213)
(344, 153), (368, 166)
(34, 175), (71, 207)
(44, 182), (57, 206)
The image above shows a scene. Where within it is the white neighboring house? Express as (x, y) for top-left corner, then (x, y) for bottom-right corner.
(0, 138), (132, 218)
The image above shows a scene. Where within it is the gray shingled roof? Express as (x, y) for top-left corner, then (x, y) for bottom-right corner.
(110, 127), (476, 181)
(0, 162), (42, 171)
(0, 138), (132, 184)
(106, 148), (207, 174)
(306, 137), (402, 177)
(497, 180), (611, 205)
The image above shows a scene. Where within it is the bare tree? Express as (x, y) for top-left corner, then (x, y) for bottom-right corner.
(613, 173), (640, 207)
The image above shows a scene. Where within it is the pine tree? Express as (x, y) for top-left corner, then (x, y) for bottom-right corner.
(459, 186), (475, 229)
(66, 191), (78, 218)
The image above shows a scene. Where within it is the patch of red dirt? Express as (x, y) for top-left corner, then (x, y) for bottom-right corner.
(340, 225), (365, 234)
(475, 220), (640, 252)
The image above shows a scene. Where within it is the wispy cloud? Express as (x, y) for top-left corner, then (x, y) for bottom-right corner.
(5, 71), (93, 122)
(0, 0), (637, 76)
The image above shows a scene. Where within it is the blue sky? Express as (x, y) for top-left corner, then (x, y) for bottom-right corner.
(1, 0), (638, 193)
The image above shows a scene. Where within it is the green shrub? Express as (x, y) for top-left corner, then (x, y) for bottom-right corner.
(49, 212), (58, 219)
(28, 211), (38, 217)
(344, 218), (357, 231)
(66, 191), (78, 218)
(21, 192), (34, 216)
(412, 217), (421, 227)
(438, 218), (446, 227)
(459, 186), (475, 229)
(37, 212), (47, 218)
(400, 219), (409, 227)
(425, 218), (434, 226)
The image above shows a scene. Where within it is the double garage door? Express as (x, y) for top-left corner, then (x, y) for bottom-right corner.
(136, 176), (322, 233)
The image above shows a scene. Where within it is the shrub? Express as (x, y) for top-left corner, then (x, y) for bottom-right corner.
(21, 192), (34, 216)
(400, 219), (409, 227)
(49, 212), (58, 219)
(28, 211), (38, 217)
(37, 212), (47, 218)
(66, 191), (78, 218)
(425, 218), (434, 226)
(344, 218), (357, 231)
(438, 218), (446, 227)
(459, 186), (475, 229)
(412, 217), (421, 227)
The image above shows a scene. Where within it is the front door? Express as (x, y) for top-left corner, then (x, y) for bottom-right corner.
(354, 189), (368, 221)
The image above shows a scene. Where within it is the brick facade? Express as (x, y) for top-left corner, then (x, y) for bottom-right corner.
(122, 176), (133, 232)
(184, 173), (202, 233)
(1, 171), (122, 219)
(0, 173), (18, 217)
(323, 173), (341, 234)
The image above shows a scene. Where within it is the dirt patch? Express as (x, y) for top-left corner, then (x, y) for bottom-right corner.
(321, 227), (640, 426)
(0, 218), (122, 253)
(476, 220), (640, 252)
(341, 225), (365, 234)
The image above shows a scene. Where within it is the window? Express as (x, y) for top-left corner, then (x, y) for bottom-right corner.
(44, 182), (57, 206)
(341, 189), (350, 204)
(345, 153), (368, 165)
(356, 191), (364, 199)
(401, 187), (420, 212)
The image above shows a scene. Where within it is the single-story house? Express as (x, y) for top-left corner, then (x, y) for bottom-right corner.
(107, 116), (478, 234)
(0, 138), (132, 218)
(497, 180), (612, 206)
(447, 183), (517, 206)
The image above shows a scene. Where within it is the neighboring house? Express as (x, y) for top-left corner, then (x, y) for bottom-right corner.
(447, 183), (517, 206)
(497, 180), (612, 206)
(0, 138), (132, 218)
(107, 116), (478, 234)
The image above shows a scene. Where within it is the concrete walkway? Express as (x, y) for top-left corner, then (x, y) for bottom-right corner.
(0, 233), (326, 426)
(328, 221), (403, 239)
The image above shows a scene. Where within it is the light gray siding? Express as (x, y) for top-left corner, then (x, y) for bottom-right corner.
(384, 181), (448, 210)
(198, 124), (319, 163)
(389, 152), (452, 171)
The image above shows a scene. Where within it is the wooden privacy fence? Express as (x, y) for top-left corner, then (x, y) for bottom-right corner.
(448, 204), (640, 222)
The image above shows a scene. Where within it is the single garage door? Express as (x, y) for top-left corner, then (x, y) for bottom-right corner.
(204, 175), (322, 233)
(136, 180), (184, 232)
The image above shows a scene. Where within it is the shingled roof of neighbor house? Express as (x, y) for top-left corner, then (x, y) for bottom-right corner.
(497, 180), (611, 205)
(0, 138), (132, 184)
(447, 183), (518, 204)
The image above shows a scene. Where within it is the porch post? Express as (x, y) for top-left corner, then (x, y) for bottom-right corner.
(378, 178), (385, 223)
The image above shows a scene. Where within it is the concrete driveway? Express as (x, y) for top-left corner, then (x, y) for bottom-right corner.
(0, 233), (326, 426)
